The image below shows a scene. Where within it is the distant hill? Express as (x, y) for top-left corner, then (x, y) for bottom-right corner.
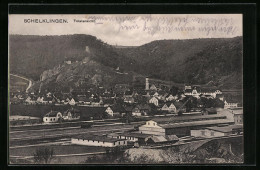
(9, 35), (242, 90)
(114, 37), (243, 89)
(9, 34), (135, 81)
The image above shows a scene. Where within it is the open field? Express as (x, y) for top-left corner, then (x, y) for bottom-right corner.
(10, 144), (106, 157)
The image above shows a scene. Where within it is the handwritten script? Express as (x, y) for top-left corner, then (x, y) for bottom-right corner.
(87, 15), (239, 36)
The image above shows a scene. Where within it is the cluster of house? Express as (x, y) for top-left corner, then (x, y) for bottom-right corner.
(43, 108), (80, 123)
(10, 78), (241, 118)
(71, 107), (243, 147)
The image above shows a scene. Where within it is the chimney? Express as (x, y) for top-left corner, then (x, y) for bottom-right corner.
(145, 78), (149, 90)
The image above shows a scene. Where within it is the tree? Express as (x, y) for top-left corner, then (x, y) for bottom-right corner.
(213, 98), (224, 108)
(85, 155), (100, 163)
(170, 86), (179, 96)
(122, 112), (134, 123)
(33, 147), (54, 164)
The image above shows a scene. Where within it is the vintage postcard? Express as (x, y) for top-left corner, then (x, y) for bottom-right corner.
(9, 14), (243, 164)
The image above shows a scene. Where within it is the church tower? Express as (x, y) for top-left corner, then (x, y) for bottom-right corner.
(145, 77), (149, 90)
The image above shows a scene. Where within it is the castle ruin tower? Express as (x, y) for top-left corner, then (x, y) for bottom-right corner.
(145, 77), (149, 90)
(85, 46), (90, 53)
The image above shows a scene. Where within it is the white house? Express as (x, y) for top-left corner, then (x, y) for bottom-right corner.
(37, 97), (44, 103)
(69, 98), (76, 105)
(161, 104), (169, 111)
(65, 60), (72, 64)
(169, 103), (178, 113)
(139, 120), (166, 136)
(132, 107), (142, 117)
(25, 96), (35, 104)
(149, 97), (159, 106)
(43, 111), (63, 123)
(224, 100), (238, 109)
(71, 135), (127, 147)
(191, 89), (200, 98)
(166, 94), (177, 101)
(150, 84), (157, 91)
(46, 92), (52, 98)
(215, 90), (222, 95)
(105, 107), (114, 116)
(161, 103), (177, 113)
(230, 108), (243, 124)
(124, 97), (135, 104)
(152, 92), (159, 98)
(63, 109), (80, 121)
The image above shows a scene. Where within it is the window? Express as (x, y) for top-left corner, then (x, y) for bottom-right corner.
(201, 131), (206, 136)
(46, 118), (48, 121)
(93, 140), (94, 142)
(153, 123), (155, 126)
(124, 141), (125, 144)
(50, 118), (52, 121)
(103, 141), (105, 144)
(210, 132), (214, 136)
(98, 141), (99, 143)
(148, 122), (150, 125)
(53, 118), (55, 121)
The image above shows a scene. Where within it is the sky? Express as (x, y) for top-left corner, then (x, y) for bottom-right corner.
(9, 14), (242, 46)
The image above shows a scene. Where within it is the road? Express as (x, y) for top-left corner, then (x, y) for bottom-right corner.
(10, 73), (33, 93)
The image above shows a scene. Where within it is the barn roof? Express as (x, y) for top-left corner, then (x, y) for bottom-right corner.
(151, 114), (227, 124)
(160, 119), (233, 129)
(44, 111), (61, 117)
(165, 135), (179, 141)
(205, 124), (243, 133)
(146, 136), (167, 143)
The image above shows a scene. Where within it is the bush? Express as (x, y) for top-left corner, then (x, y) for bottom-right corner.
(33, 147), (54, 164)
